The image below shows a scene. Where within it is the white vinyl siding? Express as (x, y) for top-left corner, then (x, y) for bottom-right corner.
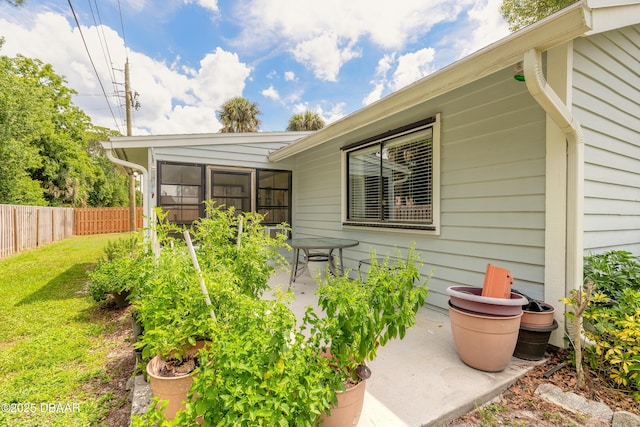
(292, 67), (547, 310)
(574, 26), (640, 254)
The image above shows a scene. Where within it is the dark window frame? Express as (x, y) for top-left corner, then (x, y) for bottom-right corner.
(343, 117), (437, 231)
(157, 161), (205, 226)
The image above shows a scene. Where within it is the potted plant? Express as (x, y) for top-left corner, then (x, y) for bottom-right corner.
(133, 240), (216, 421)
(163, 288), (342, 426)
(132, 204), (293, 422)
(88, 232), (151, 308)
(307, 244), (430, 426)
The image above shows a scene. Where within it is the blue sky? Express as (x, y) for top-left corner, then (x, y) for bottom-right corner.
(0, 0), (509, 135)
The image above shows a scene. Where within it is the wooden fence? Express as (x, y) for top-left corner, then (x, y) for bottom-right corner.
(0, 205), (144, 259)
(75, 207), (143, 236)
(0, 205), (75, 259)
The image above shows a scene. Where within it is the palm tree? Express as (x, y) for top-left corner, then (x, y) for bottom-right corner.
(216, 97), (261, 133)
(286, 110), (325, 131)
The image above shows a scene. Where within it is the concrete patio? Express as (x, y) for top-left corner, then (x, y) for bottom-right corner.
(268, 267), (541, 427)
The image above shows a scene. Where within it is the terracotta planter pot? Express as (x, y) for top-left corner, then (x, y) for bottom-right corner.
(521, 302), (556, 327)
(145, 341), (207, 420)
(146, 356), (194, 420)
(448, 302), (522, 372)
(447, 286), (527, 316)
(319, 379), (366, 427)
(514, 320), (559, 361)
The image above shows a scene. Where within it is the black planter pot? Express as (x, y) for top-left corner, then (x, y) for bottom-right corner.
(513, 320), (558, 361)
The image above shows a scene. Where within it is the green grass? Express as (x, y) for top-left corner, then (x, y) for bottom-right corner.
(0, 234), (131, 427)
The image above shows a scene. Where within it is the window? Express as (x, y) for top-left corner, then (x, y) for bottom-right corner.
(345, 116), (438, 230)
(158, 162), (293, 228)
(257, 170), (292, 226)
(158, 162), (204, 225)
(210, 169), (253, 213)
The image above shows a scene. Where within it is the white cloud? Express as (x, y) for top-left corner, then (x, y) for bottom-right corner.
(318, 102), (347, 124)
(291, 33), (361, 81)
(363, 83), (385, 106)
(237, 0), (472, 80)
(190, 0), (219, 13)
(284, 71), (296, 81)
(0, 10), (251, 135)
(262, 85), (280, 101)
(362, 48), (436, 105)
(390, 48), (436, 91)
(462, 0), (510, 56)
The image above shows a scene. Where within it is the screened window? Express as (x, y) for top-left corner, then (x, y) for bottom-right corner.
(346, 119), (436, 229)
(257, 170), (291, 225)
(158, 162), (204, 225)
(211, 170), (252, 213)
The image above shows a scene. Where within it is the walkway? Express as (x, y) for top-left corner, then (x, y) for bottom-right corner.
(268, 268), (540, 427)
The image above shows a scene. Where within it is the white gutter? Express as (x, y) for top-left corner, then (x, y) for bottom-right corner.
(523, 48), (585, 300)
(105, 148), (152, 242)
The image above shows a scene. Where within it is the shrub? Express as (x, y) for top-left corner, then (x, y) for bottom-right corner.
(87, 233), (151, 303)
(584, 250), (640, 301)
(580, 250), (640, 399)
(583, 288), (640, 398)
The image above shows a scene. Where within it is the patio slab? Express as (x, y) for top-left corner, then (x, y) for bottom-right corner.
(269, 268), (542, 427)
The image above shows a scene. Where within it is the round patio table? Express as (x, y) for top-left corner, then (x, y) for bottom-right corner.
(288, 237), (359, 285)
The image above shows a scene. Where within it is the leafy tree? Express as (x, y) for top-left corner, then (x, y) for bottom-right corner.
(286, 110), (325, 131)
(0, 42), (128, 207)
(4, 0), (25, 6)
(500, 0), (577, 31)
(216, 96), (261, 133)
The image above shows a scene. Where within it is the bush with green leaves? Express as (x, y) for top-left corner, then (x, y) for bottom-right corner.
(307, 244), (430, 384)
(172, 294), (342, 426)
(87, 233), (151, 303)
(191, 201), (290, 298)
(584, 250), (640, 301)
(583, 288), (640, 399)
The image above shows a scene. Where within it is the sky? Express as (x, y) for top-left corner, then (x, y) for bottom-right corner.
(0, 0), (510, 136)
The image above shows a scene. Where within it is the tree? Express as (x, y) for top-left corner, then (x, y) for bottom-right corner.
(216, 97), (261, 133)
(500, 0), (577, 31)
(0, 43), (128, 207)
(286, 110), (325, 131)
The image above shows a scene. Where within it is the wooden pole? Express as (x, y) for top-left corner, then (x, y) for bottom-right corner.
(125, 59), (136, 232)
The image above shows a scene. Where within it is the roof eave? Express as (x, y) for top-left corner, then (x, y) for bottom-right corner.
(101, 131), (313, 151)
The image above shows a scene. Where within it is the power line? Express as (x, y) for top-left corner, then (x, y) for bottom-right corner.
(87, 0), (126, 127)
(67, 0), (122, 134)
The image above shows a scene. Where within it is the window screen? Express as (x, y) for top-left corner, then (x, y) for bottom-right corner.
(347, 123), (434, 227)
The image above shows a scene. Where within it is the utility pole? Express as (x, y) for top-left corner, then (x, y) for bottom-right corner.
(125, 59), (136, 232)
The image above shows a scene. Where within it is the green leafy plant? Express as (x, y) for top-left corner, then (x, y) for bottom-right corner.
(191, 201), (290, 298)
(582, 288), (640, 398)
(132, 219), (217, 361)
(308, 244), (430, 384)
(584, 250), (640, 301)
(87, 232), (151, 304)
(175, 294), (341, 426)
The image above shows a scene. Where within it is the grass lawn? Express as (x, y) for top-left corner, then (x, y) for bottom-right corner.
(0, 233), (135, 427)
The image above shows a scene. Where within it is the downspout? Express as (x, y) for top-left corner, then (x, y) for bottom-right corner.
(523, 48), (585, 312)
(105, 148), (153, 245)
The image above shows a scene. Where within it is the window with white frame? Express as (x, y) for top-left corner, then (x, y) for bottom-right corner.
(344, 116), (438, 230)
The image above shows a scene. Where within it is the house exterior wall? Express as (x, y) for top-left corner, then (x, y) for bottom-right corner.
(292, 67), (548, 310)
(151, 141), (296, 170)
(574, 25), (640, 254)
